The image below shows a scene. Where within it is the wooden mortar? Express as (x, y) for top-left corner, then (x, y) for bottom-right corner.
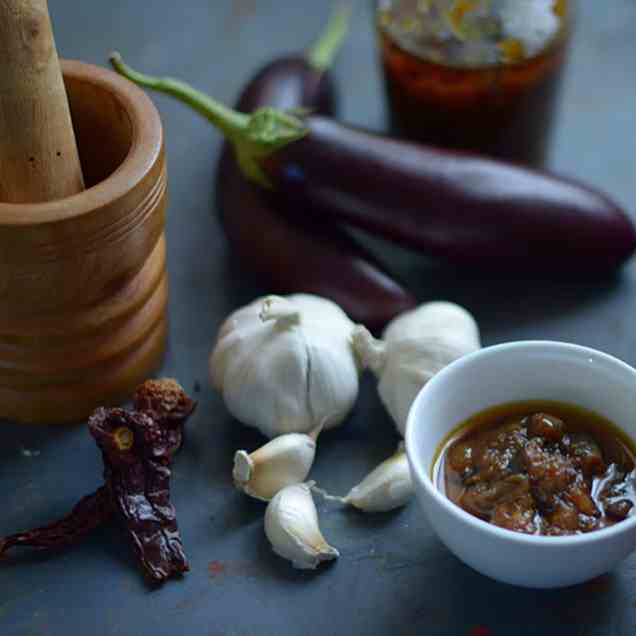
(0, 60), (168, 424)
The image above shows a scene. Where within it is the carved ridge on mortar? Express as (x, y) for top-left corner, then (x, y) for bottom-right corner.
(0, 318), (168, 424)
(30, 161), (167, 260)
(0, 271), (168, 375)
(0, 235), (167, 339)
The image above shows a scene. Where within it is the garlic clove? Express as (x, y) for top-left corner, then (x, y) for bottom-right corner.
(344, 443), (414, 513)
(265, 482), (339, 570)
(233, 426), (321, 501)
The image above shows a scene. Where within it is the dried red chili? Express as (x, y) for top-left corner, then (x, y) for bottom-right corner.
(89, 408), (189, 581)
(0, 379), (196, 584)
(132, 377), (196, 455)
(0, 487), (112, 554)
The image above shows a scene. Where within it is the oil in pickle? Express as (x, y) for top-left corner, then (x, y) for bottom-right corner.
(433, 401), (636, 536)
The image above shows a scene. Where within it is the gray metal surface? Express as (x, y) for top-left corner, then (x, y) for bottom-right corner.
(2, 1), (636, 634)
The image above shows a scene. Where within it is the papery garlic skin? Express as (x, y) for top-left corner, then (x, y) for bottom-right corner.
(210, 294), (360, 438)
(265, 482), (339, 570)
(344, 443), (414, 513)
(353, 302), (480, 436)
(382, 301), (480, 354)
(233, 427), (320, 501)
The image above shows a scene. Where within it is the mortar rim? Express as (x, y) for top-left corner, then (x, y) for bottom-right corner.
(0, 59), (162, 226)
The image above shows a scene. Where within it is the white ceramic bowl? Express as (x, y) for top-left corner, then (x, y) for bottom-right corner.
(405, 340), (636, 589)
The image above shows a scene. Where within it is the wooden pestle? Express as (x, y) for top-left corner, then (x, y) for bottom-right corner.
(0, 0), (84, 203)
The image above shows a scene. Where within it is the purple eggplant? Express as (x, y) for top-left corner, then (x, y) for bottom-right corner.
(113, 8), (415, 329)
(111, 38), (636, 274)
(218, 153), (416, 329)
(267, 117), (636, 272)
(235, 55), (334, 116)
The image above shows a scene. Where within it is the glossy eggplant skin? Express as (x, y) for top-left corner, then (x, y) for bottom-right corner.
(266, 116), (636, 273)
(216, 57), (416, 330)
(236, 56), (334, 114)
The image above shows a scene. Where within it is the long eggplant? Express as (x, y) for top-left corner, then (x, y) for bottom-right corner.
(267, 117), (636, 272)
(114, 9), (416, 329)
(111, 50), (636, 274)
(218, 155), (416, 329)
(266, 117), (636, 274)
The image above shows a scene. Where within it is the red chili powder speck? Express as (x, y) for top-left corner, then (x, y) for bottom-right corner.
(208, 560), (226, 577)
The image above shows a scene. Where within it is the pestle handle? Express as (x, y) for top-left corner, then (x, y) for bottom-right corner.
(0, 0), (85, 203)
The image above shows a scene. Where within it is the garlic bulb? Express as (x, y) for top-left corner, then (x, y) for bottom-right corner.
(265, 482), (339, 570)
(233, 426), (321, 501)
(343, 443), (413, 513)
(353, 301), (480, 436)
(210, 294), (360, 438)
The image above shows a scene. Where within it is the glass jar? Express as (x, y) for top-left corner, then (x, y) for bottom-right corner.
(376, 0), (572, 166)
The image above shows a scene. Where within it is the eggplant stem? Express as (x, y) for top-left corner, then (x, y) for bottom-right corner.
(109, 52), (247, 138)
(109, 52), (308, 188)
(307, 3), (352, 72)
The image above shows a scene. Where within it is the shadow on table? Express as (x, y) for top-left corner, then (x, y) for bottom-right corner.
(252, 525), (340, 584)
(381, 544), (624, 636)
(218, 229), (628, 346)
(0, 419), (81, 462)
(407, 262), (626, 333)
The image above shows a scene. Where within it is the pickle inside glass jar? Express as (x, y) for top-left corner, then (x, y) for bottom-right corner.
(376, 0), (572, 166)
